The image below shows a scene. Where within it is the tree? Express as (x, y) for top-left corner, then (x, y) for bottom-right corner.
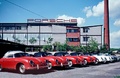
(99, 44), (107, 52)
(52, 42), (68, 51)
(29, 37), (37, 45)
(15, 38), (21, 43)
(43, 45), (52, 52)
(53, 42), (61, 51)
(12, 35), (21, 43)
(88, 37), (99, 53)
(73, 46), (82, 52)
(47, 37), (53, 45)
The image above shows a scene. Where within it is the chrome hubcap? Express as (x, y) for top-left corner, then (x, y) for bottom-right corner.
(0, 65), (2, 71)
(19, 65), (25, 73)
(83, 60), (87, 66)
(47, 63), (52, 69)
(68, 61), (72, 67)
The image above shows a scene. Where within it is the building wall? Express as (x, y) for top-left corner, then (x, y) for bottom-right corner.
(40, 26), (52, 33)
(80, 25), (102, 46)
(28, 26), (39, 33)
(52, 34), (66, 44)
(52, 25), (66, 33)
(80, 36), (102, 45)
(52, 25), (66, 44)
(80, 26), (101, 35)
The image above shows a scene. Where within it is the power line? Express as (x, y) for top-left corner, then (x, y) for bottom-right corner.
(4, 0), (47, 18)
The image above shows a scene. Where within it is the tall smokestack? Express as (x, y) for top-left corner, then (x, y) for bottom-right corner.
(104, 0), (110, 50)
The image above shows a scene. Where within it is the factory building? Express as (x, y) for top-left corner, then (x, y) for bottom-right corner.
(0, 19), (102, 47)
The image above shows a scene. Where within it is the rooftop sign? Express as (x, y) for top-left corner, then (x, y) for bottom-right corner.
(27, 19), (77, 23)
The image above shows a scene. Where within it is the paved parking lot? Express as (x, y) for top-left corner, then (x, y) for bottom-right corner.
(0, 62), (120, 78)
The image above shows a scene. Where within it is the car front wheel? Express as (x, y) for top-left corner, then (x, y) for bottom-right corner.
(68, 60), (73, 67)
(0, 65), (2, 71)
(47, 62), (52, 69)
(83, 59), (87, 66)
(94, 59), (99, 65)
(18, 64), (26, 74)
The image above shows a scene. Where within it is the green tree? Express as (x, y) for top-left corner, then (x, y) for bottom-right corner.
(99, 44), (107, 52)
(52, 42), (68, 51)
(47, 37), (53, 45)
(12, 35), (21, 43)
(88, 37), (99, 53)
(15, 37), (21, 43)
(43, 45), (52, 52)
(73, 46), (82, 52)
(53, 42), (61, 51)
(29, 37), (37, 44)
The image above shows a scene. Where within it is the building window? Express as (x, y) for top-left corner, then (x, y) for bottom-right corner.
(0, 27), (2, 30)
(83, 27), (89, 33)
(67, 29), (79, 33)
(40, 34), (52, 41)
(83, 37), (89, 42)
(0, 34), (2, 39)
(16, 26), (21, 30)
(67, 38), (72, 42)
(67, 38), (79, 42)
(3, 34), (14, 41)
(21, 26), (27, 30)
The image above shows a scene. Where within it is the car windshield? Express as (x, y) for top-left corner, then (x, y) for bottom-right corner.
(47, 53), (52, 56)
(70, 53), (78, 56)
(84, 53), (90, 56)
(14, 53), (30, 57)
(54, 52), (70, 56)
(34, 52), (47, 57)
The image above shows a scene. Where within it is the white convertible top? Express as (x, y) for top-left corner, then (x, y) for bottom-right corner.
(3, 51), (24, 58)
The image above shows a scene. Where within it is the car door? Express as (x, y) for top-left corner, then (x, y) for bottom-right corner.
(2, 54), (16, 69)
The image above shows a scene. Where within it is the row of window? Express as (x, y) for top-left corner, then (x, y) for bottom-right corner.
(67, 38), (80, 42)
(0, 34), (90, 42)
(0, 26), (90, 33)
(0, 34), (52, 41)
(67, 29), (79, 33)
(67, 37), (90, 42)
(0, 26), (27, 30)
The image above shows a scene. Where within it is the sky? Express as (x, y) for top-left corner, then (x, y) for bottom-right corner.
(0, 0), (120, 48)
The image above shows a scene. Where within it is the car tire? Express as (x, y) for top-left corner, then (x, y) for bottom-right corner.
(18, 64), (26, 74)
(0, 65), (2, 71)
(83, 59), (87, 66)
(47, 62), (52, 69)
(94, 59), (99, 65)
(68, 60), (73, 67)
(103, 59), (107, 63)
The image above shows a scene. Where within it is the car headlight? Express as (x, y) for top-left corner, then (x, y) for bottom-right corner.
(56, 59), (60, 64)
(29, 60), (35, 67)
(101, 57), (103, 60)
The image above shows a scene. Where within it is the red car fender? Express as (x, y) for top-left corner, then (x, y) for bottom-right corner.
(79, 56), (92, 63)
(42, 57), (57, 66)
(64, 56), (77, 64)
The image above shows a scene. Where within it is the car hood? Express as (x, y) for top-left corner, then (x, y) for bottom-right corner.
(15, 57), (41, 64)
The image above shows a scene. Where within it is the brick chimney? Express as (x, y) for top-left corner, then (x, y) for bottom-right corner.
(104, 0), (110, 50)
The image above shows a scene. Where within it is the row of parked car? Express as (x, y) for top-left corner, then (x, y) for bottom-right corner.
(0, 51), (120, 74)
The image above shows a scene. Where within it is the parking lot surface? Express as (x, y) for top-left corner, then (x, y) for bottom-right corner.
(0, 62), (120, 78)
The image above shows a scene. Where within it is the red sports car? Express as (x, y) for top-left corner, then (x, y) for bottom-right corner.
(70, 52), (98, 65)
(33, 52), (72, 69)
(0, 51), (47, 74)
(54, 52), (85, 66)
